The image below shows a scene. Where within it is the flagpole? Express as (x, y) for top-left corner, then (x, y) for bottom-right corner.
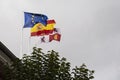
(28, 36), (31, 54)
(35, 36), (38, 47)
(20, 28), (23, 59)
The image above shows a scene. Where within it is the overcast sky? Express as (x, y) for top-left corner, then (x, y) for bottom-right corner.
(0, 0), (120, 80)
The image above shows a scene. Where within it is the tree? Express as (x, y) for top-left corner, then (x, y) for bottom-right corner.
(3, 47), (94, 80)
(72, 64), (94, 80)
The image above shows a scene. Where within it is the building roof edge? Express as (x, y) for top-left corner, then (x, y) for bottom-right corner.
(0, 41), (17, 61)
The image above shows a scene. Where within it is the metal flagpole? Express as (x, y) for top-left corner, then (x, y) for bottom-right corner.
(28, 36), (31, 54)
(20, 28), (23, 59)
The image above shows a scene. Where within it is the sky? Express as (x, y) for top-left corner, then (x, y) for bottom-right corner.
(0, 0), (120, 80)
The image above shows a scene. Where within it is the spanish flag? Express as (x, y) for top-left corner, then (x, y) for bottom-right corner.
(31, 19), (56, 36)
(49, 33), (61, 42)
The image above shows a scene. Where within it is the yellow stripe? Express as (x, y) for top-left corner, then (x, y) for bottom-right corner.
(31, 23), (55, 33)
(31, 23), (44, 32)
(43, 24), (55, 30)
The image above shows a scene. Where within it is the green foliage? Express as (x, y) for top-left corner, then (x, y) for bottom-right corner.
(72, 64), (94, 80)
(3, 47), (94, 80)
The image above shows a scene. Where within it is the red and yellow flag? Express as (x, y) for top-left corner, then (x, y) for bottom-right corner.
(31, 20), (56, 36)
(49, 33), (61, 42)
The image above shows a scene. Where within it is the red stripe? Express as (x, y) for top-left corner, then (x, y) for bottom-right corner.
(31, 32), (37, 36)
(31, 30), (54, 36)
(37, 30), (54, 36)
(47, 20), (56, 24)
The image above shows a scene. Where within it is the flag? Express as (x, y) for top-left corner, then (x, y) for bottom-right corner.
(23, 12), (48, 28)
(40, 36), (49, 43)
(41, 36), (46, 42)
(49, 33), (61, 42)
(30, 22), (55, 36)
(40, 20), (56, 30)
(54, 28), (61, 33)
(43, 20), (56, 30)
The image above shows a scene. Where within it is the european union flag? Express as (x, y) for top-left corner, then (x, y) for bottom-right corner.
(23, 12), (48, 28)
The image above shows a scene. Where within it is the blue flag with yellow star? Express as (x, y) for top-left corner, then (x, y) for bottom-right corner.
(23, 12), (48, 28)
